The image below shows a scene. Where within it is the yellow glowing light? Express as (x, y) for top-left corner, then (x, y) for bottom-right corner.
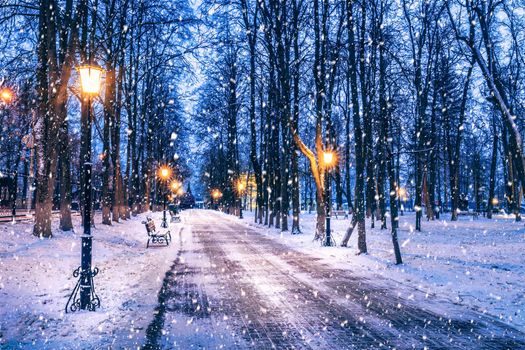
(157, 165), (172, 181)
(491, 197), (499, 206)
(323, 151), (336, 168)
(212, 189), (222, 199)
(398, 187), (407, 199)
(177, 188), (184, 196)
(237, 181), (245, 193)
(0, 88), (13, 103)
(170, 180), (181, 192)
(78, 65), (104, 95)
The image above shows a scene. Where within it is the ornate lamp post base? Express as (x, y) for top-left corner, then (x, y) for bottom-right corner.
(161, 214), (168, 228)
(161, 194), (168, 228)
(65, 266), (100, 313)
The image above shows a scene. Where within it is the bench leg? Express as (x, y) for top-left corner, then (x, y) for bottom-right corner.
(147, 238), (150, 248)
(165, 237), (169, 246)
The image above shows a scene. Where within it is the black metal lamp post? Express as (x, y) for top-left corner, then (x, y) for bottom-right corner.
(323, 151), (336, 247)
(398, 187), (406, 216)
(158, 165), (172, 228)
(170, 180), (182, 213)
(66, 65), (103, 313)
(237, 180), (245, 219)
(212, 189), (222, 210)
(11, 170), (17, 223)
(1, 88), (16, 223)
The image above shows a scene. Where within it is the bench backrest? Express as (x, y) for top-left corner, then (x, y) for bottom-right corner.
(144, 219), (156, 234)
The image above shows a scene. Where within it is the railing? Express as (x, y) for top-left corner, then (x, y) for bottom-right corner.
(0, 209), (81, 223)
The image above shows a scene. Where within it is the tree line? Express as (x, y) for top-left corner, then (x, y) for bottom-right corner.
(0, 0), (196, 236)
(194, 0), (525, 261)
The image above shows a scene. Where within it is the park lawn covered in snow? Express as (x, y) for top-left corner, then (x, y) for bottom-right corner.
(0, 211), (182, 349)
(236, 210), (525, 331)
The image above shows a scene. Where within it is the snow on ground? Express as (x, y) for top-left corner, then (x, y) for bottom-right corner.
(0, 211), (181, 349)
(1, 208), (524, 348)
(232, 210), (525, 332)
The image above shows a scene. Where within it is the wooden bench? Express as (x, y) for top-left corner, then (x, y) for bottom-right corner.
(142, 217), (171, 248)
(333, 210), (348, 219)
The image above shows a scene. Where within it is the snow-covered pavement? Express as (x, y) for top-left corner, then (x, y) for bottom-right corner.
(146, 210), (525, 349)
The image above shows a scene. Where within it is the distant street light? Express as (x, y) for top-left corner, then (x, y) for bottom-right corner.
(0, 87), (13, 104)
(323, 150), (337, 247)
(66, 64), (104, 313)
(398, 187), (408, 215)
(170, 180), (181, 193)
(169, 180), (182, 214)
(157, 165), (172, 228)
(236, 180), (245, 219)
(211, 189), (222, 210)
(158, 165), (172, 182)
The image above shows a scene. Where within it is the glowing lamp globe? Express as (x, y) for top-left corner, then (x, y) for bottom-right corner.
(323, 151), (336, 169)
(157, 165), (172, 181)
(212, 189), (222, 200)
(0, 88), (13, 104)
(237, 182), (245, 193)
(78, 65), (104, 95)
(170, 180), (181, 192)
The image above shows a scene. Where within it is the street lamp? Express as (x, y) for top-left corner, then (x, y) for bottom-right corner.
(66, 65), (104, 313)
(398, 187), (407, 216)
(0, 87), (17, 222)
(323, 150), (337, 247)
(211, 189), (222, 210)
(157, 165), (172, 228)
(170, 180), (182, 214)
(236, 180), (245, 219)
(0, 87), (13, 104)
(170, 180), (181, 193)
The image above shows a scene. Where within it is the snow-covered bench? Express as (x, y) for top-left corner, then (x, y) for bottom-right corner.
(142, 217), (171, 248)
(333, 210), (348, 219)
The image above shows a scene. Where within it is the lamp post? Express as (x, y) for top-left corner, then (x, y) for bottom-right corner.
(211, 189), (222, 210)
(236, 180), (245, 219)
(323, 150), (336, 247)
(1, 87), (17, 223)
(398, 187), (407, 216)
(0, 87), (13, 104)
(170, 180), (182, 214)
(158, 165), (172, 228)
(66, 65), (104, 313)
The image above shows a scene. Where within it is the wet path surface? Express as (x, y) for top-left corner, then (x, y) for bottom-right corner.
(143, 210), (525, 349)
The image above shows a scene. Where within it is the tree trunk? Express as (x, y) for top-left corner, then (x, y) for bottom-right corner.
(59, 106), (73, 231)
(347, 0), (366, 254)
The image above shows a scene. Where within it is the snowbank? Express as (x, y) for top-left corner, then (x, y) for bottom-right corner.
(0, 211), (181, 349)
(234, 210), (525, 331)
